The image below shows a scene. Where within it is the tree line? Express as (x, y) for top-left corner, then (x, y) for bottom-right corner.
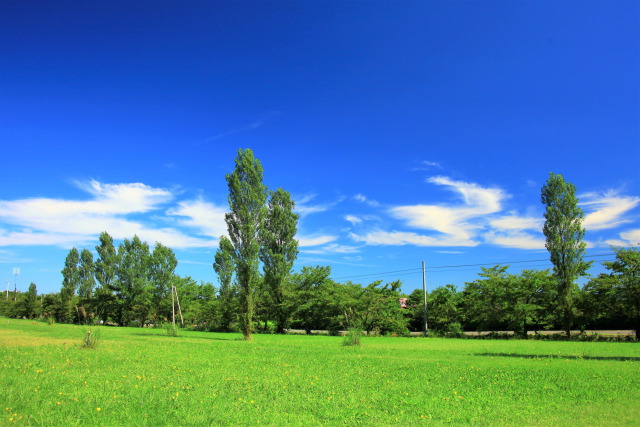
(406, 246), (639, 339)
(1, 151), (638, 339)
(2, 245), (636, 339)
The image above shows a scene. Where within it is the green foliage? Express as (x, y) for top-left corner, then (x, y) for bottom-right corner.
(78, 249), (96, 323)
(541, 172), (592, 335)
(581, 245), (640, 338)
(23, 283), (38, 319)
(114, 235), (152, 326)
(164, 322), (180, 337)
(290, 266), (341, 333)
(342, 327), (362, 346)
(260, 188), (299, 333)
(423, 285), (462, 333)
(213, 235), (237, 331)
(463, 266), (556, 336)
(225, 148), (268, 340)
(149, 242), (178, 322)
(94, 232), (117, 322)
(60, 247), (80, 323)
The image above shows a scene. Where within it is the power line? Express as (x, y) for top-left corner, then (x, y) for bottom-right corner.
(426, 253), (612, 270)
(332, 252), (617, 281)
(334, 267), (422, 281)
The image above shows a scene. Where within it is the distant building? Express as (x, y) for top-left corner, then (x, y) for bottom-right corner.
(399, 298), (407, 309)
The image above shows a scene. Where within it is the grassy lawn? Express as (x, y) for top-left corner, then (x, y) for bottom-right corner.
(1, 318), (639, 425)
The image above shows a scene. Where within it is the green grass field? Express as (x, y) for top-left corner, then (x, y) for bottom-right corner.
(1, 318), (639, 425)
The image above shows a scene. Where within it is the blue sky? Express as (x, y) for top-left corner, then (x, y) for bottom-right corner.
(1, 1), (639, 295)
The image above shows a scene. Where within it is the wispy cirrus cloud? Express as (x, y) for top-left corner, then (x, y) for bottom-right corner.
(302, 243), (360, 255)
(349, 174), (640, 251)
(350, 229), (480, 247)
(294, 194), (344, 217)
(381, 176), (507, 246)
(202, 112), (281, 143)
(410, 160), (443, 171)
(353, 193), (380, 207)
(582, 191), (640, 231)
(297, 234), (338, 247)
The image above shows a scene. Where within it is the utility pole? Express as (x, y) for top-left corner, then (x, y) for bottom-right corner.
(5, 280), (9, 301)
(171, 284), (176, 326)
(12, 268), (20, 302)
(422, 261), (428, 336)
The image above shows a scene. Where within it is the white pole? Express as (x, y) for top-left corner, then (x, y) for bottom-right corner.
(171, 285), (176, 326)
(422, 261), (428, 336)
(175, 286), (184, 327)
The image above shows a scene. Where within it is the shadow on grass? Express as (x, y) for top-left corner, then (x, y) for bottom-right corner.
(476, 352), (640, 362)
(130, 332), (243, 341)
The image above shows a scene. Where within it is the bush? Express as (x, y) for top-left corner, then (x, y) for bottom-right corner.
(443, 322), (465, 338)
(165, 323), (180, 337)
(342, 327), (362, 346)
(79, 327), (101, 349)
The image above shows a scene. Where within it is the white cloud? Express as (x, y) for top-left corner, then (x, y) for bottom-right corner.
(621, 229), (640, 243)
(345, 215), (363, 225)
(582, 192), (640, 231)
(350, 230), (479, 247)
(78, 180), (174, 213)
(483, 231), (546, 250)
(386, 176), (507, 246)
(489, 214), (542, 231)
(297, 234), (338, 247)
(484, 212), (545, 250)
(166, 198), (227, 238)
(302, 243), (360, 254)
(411, 160), (443, 171)
(353, 193), (380, 207)
(606, 229), (640, 246)
(0, 180), (215, 249)
(294, 194), (340, 217)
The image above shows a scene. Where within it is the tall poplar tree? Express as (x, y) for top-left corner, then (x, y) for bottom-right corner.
(95, 231), (118, 322)
(213, 235), (237, 331)
(225, 148), (267, 340)
(60, 247), (80, 322)
(149, 242), (178, 321)
(541, 172), (592, 336)
(115, 235), (151, 326)
(260, 188), (299, 333)
(24, 282), (38, 319)
(78, 248), (96, 322)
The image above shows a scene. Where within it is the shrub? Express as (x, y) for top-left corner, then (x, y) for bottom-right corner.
(444, 322), (465, 338)
(342, 327), (362, 346)
(165, 323), (180, 337)
(79, 327), (101, 349)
